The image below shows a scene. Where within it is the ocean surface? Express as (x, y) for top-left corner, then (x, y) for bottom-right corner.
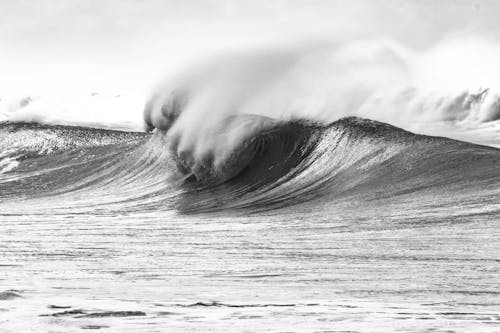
(1, 117), (499, 332)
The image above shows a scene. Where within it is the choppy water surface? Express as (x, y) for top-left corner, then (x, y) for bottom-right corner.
(1, 119), (499, 332)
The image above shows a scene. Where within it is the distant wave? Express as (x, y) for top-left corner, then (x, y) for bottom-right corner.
(0, 93), (145, 132)
(1, 117), (499, 215)
(0, 121), (148, 165)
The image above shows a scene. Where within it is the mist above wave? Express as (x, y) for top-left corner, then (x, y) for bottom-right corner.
(144, 38), (500, 173)
(1, 37), (500, 150)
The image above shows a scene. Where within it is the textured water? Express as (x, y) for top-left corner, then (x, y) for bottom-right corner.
(1, 119), (499, 332)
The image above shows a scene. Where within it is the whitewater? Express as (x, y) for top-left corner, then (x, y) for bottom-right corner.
(1, 40), (500, 332)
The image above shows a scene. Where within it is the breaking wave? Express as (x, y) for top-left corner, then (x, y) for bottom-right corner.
(1, 39), (500, 215)
(1, 117), (499, 215)
(143, 40), (500, 151)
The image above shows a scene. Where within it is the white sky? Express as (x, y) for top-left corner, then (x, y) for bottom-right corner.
(1, 0), (500, 96)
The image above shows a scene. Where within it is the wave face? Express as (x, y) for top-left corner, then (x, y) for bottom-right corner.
(1, 117), (499, 215)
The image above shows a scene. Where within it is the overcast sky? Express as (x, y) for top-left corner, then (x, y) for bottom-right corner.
(1, 0), (499, 95)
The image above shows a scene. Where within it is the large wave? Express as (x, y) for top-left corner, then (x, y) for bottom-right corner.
(1, 38), (500, 214)
(171, 116), (500, 213)
(1, 117), (499, 215)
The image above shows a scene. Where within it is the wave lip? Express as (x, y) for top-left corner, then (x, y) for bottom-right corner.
(166, 114), (319, 185)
